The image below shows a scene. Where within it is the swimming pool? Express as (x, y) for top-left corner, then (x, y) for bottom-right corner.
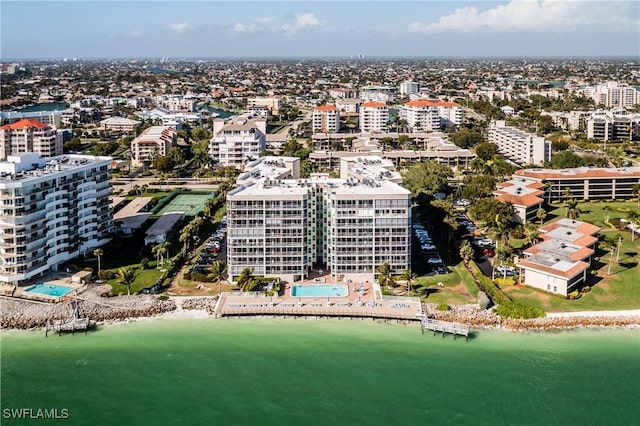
(24, 283), (75, 298)
(291, 284), (349, 298)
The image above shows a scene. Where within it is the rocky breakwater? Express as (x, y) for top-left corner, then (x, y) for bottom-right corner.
(423, 304), (640, 331)
(1, 286), (177, 330)
(180, 297), (218, 314)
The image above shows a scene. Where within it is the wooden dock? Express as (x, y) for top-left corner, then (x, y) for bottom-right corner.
(420, 317), (470, 340)
(45, 298), (91, 337)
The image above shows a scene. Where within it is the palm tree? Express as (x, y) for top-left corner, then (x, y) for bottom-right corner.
(563, 187), (574, 203)
(566, 199), (581, 220)
(151, 244), (162, 267)
(236, 267), (255, 291)
(600, 236), (616, 277)
(376, 262), (395, 288)
(116, 266), (136, 295)
(632, 183), (640, 208)
(602, 205), (613, 224)
(536, 207), (547, 225)
(628, 210), (639, 242)
(400, 269), (417, 294)
(207, 261), (227, 296)
(615, 234), (623, 263)
(459, 240), (474, 266)
(93, 248), (104, 277)
(524, 222), (540, 248)
(543, 181), (553, 205)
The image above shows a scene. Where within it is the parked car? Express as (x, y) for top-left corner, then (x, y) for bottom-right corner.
(475, 239), (494, 248)
(421, 244), (437, 251)
(427, 257), (443, 264)
(483, 248), (496, 258)
(435, 266), (450, 274)
(496, 266), (516, 275)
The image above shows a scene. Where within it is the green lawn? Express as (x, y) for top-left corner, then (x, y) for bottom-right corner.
(108, 267), (164, 295)
(409, 262), (479, 306)
(504, 200), (640, 312)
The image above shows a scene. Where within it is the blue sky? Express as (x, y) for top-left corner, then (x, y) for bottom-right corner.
(1, 1), (638, 59)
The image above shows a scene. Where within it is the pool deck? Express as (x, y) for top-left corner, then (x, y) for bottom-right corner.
(216, 277), (423, 321)
(10, 275), (86, 303)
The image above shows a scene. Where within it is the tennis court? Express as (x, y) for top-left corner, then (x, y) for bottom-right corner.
(155, 193), (214, 216)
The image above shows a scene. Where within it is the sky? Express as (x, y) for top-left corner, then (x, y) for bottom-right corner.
(1, 1), (639, 59)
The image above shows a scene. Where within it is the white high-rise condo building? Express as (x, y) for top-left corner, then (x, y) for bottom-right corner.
(0, 119), (63, 159)
(399, 81), (420, 96)
(402, 100), (464, 131)
(585, 82), (639, 108)
(0, 153), (112, 285)
(360, 102), (389, 133)
(209, 113), (267, 169)
(489, 121), (551, 166)
(312, 105), (340, 134)
(227, 156), (411, 283)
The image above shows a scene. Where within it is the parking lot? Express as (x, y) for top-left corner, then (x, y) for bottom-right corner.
(455, 209), (497, 278)
(412, 222), (450, 276)
(191, 215), (227, 275)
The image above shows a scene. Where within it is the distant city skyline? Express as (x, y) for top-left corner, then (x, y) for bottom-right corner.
(1, 1), (639, 60)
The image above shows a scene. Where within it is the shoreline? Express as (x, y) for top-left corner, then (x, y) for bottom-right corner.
(2, 289), (639, 332)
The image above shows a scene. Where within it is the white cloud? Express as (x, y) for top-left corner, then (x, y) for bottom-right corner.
(130, 30), (142, 38)
(168, 22), (189, 34)
(255, 17), (274, 24)
(409, 1), (638, 34)
(281, 13), (322, 35)
(233, 23), (256, 33)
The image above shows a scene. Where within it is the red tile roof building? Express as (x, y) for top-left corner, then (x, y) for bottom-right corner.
(0, 119), (63, 159)
(359, 102), (389, 133)
(402, 99), (464, 131)
(312, 105), (340, 134)
(516, 218), (601, 296)
(514, 166), (640, 202)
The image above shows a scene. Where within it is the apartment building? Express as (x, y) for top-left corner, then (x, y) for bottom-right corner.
(399, 81), (420, 97)
(99, 117), (141, 133)
(0, 119), (63, 160)
(494, 176), (545, 224)
(312, 105), (340, 134)
(513, 167), (640, 202)
(359, 102), (389, 133)
(516, 219), (600, 296)
(335, 99), (362, 114)
(586, 111), (638, 141)
(247, 97), (281, 116)
(359, 85), (396, 103)
(227, 156), (411, 283)
(583, 82), (639, 108)
(0, 153), (112, 285)
(328, 88), (356, 99)
(130, 126), (177, 167)
(402, 100), (441, 131)
(209, 113), (267, 169)
(488, 120), (551, 166)
(401, 100), (464, 131)
(158, 96), (196, 113)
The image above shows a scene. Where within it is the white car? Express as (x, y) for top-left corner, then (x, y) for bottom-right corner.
(427, 257), (443, 264)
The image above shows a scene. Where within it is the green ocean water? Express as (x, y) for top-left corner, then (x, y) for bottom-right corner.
(1, 319), (639, 426)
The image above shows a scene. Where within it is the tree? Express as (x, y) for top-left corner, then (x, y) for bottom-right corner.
(627, 210), (639, 242)
(633, 183), (640, 209)
(600, 235), (617, 276)
(468, 199), (515, 227)
(154, 155), (176, 173)
(116, 266), (137, 295)
(207, 261), (227, 296)
(236, 267), (255, 292)
(400, 269), (417, 294)
(566, 199), (581, 220)
(93, 248), (104, 277)
(602, 205), (613, 224)
(524, 222), (540, 247)
(451, 129), (484, 148)
(377, 262), (395, 288)
(549, 150), (584, 169)
(402, 161), (452, 198)
(474, 142), (498, 161)
(536, 208), (547, 225)
(459, 240), (474, 266)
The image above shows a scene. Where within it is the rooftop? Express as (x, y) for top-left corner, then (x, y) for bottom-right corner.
(0, 118), (48, 130)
